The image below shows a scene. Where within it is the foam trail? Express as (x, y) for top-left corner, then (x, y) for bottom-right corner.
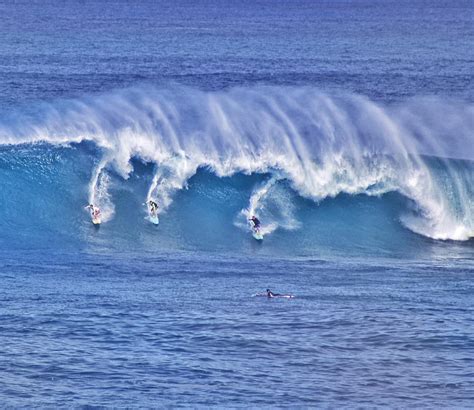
(88, 159), (114, 222)
(146, 171), (160, 203)
(145, 170), (160, 218)
(146, 156), (199, 214)
(238, 176), (289, 237)
(247, 177), (278, 219)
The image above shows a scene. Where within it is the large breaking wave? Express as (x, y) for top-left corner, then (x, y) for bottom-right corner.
(0, 85), (472, 251)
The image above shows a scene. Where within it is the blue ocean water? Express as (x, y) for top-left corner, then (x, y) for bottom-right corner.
(0, 0), (473, 407)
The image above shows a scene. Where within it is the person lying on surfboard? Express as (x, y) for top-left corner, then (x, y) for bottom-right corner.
(249, 215), (261, 230)
(266, 289), (294, 298)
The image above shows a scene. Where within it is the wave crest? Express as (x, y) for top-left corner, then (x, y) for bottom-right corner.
(0, 85), (472, 240)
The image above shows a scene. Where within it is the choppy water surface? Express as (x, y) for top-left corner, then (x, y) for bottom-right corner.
(1, 251), (473, 407)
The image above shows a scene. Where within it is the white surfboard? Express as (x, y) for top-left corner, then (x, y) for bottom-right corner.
(149, 213), (159, 225)
(252, 228), (263, 241)
(253, 293), (294, 298)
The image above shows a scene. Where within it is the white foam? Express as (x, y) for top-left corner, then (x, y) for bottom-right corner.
(0, 86), (471, 240)
(88, 159), (115, 223)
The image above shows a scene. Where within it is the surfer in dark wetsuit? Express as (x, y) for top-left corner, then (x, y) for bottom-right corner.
(266, 289), (281, 298)
(148, 200), (158, 215)
(250, 216), (261, 230)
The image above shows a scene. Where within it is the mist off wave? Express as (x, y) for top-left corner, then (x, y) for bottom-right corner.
(0, 85), (472, 241)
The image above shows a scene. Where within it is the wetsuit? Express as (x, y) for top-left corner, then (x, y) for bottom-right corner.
(252, 217), (261, 229)
(149, 201), (158, 213)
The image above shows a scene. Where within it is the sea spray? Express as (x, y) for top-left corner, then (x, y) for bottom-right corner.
(146, 155), (199, 213)
(237, 176), (301, 237)
(0, 85), (472, 240)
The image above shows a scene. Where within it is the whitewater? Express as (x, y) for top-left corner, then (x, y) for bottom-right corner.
(0, 85), (472, 246)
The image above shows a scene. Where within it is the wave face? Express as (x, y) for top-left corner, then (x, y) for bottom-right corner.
(0, 85), (472, 254)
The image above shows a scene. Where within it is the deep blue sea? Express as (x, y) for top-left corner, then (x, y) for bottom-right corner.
(0, 0), (473, 407)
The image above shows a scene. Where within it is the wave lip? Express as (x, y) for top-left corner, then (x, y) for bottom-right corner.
(0, 85), (472, 242)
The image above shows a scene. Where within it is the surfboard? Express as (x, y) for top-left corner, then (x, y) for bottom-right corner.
(252, 229), (263, 241)
(149, 214), (159, 225)
(92, 217), (101, 225)
(249, 219), (263, 240)
(253, 293), (294, 298)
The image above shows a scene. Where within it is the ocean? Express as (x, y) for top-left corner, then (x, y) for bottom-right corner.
(0, 0), (473, 407)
